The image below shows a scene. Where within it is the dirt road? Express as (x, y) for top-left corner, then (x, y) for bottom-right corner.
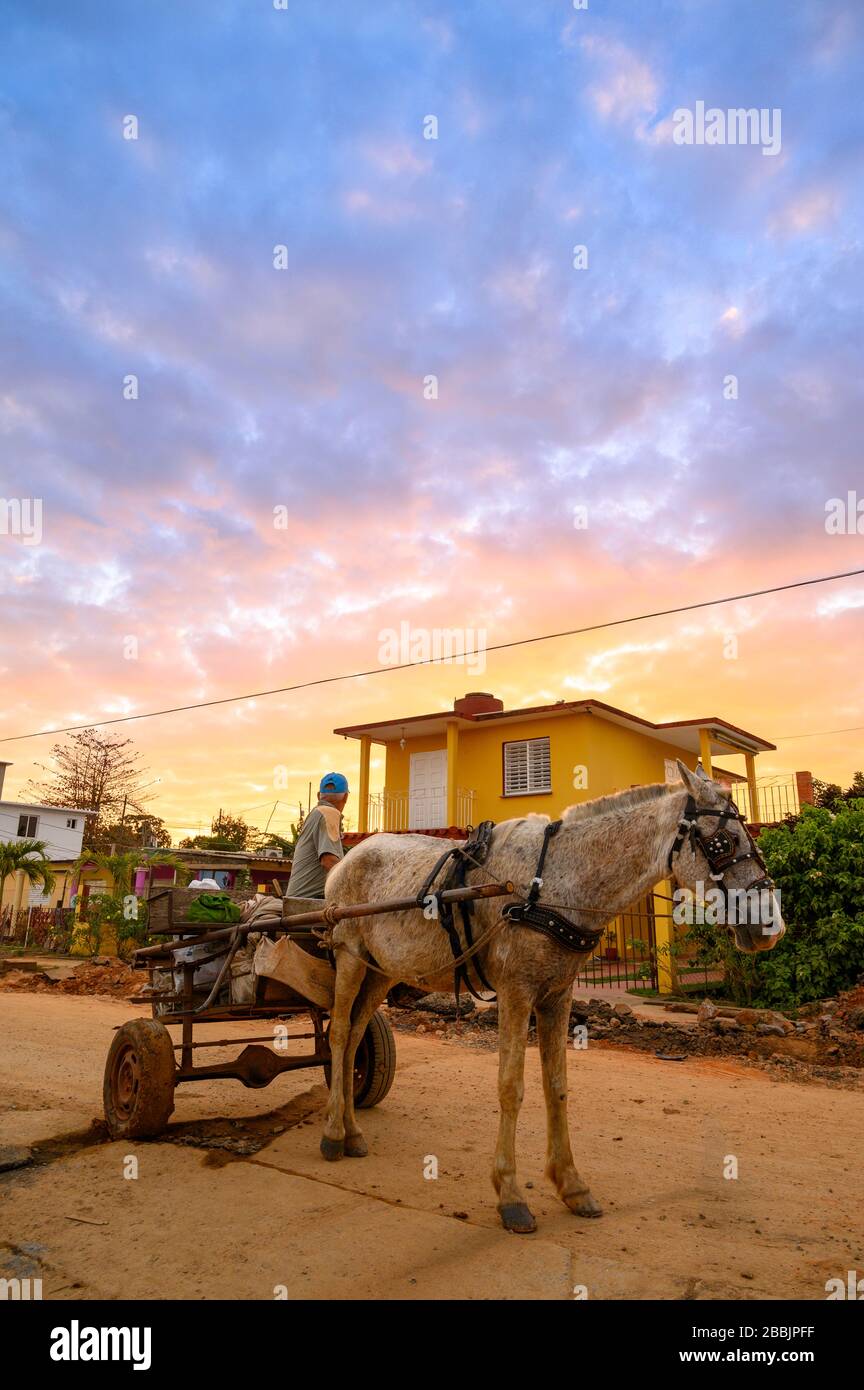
(1, 993), (860, 1300)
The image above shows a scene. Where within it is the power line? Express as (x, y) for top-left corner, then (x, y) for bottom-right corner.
(1, 565), (862, 746)
(774, 723), (864, 742)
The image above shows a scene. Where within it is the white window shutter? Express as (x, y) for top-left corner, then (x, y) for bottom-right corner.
(504, 737), (550, 794)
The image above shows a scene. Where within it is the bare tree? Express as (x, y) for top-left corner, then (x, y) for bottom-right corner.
(24, 729), (156, 850)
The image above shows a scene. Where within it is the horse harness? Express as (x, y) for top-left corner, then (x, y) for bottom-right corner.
(418, 818), (606, 1004)
(420, 792), (775, 1004)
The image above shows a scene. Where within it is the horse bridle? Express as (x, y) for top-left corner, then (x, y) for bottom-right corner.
(666, 793), (777, 925)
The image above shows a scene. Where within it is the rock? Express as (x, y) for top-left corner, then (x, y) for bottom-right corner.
(407, 991), (475, 1019)
(716, 1018), (742, 1034)
(387, 983), (432, 1008)
(766, 1011), (795, 1034)
(736, 1009), (760, 1027)
(0, 1145), (34, 1173)
(697, 998), (717, 1025)
(846, 1007), (864, 1031)
(756, 1023), (786, 1037)
(589, 999), (613, 1016)
(613, 1001), (634, 1019)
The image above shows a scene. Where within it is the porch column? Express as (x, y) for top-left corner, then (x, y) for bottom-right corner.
(744, 752), (760, 823)
(446, 720), (459, 827)
(357, 735), (371, 833)
(698, 727), (713, 777)
(652, 879), (677, 995)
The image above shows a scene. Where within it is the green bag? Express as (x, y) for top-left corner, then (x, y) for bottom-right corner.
(186, 892), (243, 924)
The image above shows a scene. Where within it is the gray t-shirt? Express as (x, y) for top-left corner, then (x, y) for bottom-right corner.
(287, 803), (344, 899)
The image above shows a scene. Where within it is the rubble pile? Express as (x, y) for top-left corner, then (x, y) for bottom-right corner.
(388, 989), (864, 1073)
(0, 959), (146, 999)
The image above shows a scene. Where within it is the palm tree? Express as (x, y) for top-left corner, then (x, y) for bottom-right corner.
(0, 840), (56, 927)
(72, 848), (183, 898)
(71, 848), (185, 958)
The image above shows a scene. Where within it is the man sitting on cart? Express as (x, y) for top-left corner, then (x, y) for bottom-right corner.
(286, 773), (349, 900)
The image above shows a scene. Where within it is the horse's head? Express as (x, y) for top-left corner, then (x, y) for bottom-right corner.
(669, 760), (785, 954)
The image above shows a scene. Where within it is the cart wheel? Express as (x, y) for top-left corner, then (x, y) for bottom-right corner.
(103, 1019), (176, 1139)
(323, 1009), (396, 1109)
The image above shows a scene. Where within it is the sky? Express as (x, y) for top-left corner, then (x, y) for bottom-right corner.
(0, 0), (863, 839)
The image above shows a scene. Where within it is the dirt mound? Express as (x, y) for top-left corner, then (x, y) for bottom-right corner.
(388, 989), (864, 1076)
(0, 969), (57, 993)
(836, 983), (864, 1030)
(0, 960), (146, 999)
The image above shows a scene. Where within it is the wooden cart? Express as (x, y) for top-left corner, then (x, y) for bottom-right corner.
(102, 879), (512, 1140)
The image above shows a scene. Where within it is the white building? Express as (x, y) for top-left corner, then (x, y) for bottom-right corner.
(0, 761), (95, 915)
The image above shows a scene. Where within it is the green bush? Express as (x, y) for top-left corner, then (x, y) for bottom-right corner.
(752, 800), (864, 1010)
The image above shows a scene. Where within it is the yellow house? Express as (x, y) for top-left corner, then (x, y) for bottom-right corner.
(337, 691), (774, 834)
(335, 692), (778, 995)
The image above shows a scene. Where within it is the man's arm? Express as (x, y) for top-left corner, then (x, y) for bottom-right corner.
(319, 853), (340, 875)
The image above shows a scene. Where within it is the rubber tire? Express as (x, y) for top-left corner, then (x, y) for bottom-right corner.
(103, 1018), (176, 1139)
(323, 1009), (397, 1109)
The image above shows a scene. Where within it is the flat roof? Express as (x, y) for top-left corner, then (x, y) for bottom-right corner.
(0, 801), (97, 816)
(335, 697), (775, 755)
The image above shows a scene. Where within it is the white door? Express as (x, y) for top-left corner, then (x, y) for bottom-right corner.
(409, 750), (448, 829)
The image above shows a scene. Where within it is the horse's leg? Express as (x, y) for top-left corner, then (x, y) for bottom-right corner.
(535, 990), (602, 1217)
(492, 983), (536, 1234)
(339, 971), (393, 1158)
(321, 948), (367, 1161)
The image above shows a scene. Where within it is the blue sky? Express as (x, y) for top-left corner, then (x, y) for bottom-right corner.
(1, 0), (862, 829)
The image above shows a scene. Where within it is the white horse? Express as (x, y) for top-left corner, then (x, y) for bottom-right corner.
(320, 762), (784, 1232)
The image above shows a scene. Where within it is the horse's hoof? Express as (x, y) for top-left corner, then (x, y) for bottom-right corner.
(565, 1191), (603, 1218)
(344, 1134), (368, 1158)
(320, 1136), (344, 1162)
(499, 1202), (537, 1234)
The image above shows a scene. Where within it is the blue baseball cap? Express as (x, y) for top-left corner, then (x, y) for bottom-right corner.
(319, 772), (349, 794)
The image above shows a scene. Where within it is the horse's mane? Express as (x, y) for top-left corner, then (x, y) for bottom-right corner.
(561, 781), (677, 824)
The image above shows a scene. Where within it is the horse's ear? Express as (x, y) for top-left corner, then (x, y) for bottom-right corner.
(676, 759), (703, 797)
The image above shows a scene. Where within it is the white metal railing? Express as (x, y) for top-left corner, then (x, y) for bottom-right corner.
(456, 787), (476, 827)
(366, 788), (476, 832)
(367, 791), (409, 832)
(734, 777), (799, 824)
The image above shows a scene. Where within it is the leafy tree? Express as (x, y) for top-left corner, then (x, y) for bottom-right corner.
(752, 800), (864, 1009)
(100, 813), (172, 850)
(810, 772), (864, 812)
(251, 832), (296, 856)
(0, 840), (56, 920)
(179, 812), (254, 851)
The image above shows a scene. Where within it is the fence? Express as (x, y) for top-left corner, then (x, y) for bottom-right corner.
(573, 891), (719, 994)
(0, 904), (76, 951)
(732, 776), (800, 824)
(366, 788), (476, 832)
(574, 894), (660, 991)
